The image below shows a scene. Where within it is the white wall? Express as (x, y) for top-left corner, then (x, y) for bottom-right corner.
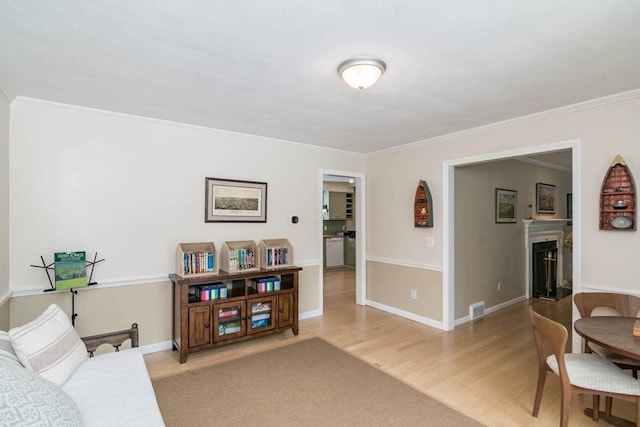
(9, 99), (365, 303)
(366, 93), (639, 322)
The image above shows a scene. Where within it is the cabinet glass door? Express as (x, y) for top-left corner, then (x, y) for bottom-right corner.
(213, 301), (246, 342)
(247, 296), (276, 334)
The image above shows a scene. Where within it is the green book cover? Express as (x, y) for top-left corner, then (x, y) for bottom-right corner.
(54, 251), (87, 290)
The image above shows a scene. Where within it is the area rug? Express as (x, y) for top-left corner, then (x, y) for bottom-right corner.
(152, 338), (482, 426)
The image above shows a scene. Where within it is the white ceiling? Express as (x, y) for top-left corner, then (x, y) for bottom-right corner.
(1, 1), (639, 154)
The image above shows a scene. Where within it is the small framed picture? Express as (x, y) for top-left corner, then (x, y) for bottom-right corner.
(495, 188), (517, 223)
(205, 177), (267, 223)
(536, 183), (556, 214)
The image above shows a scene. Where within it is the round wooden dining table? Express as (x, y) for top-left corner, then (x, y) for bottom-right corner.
(574, 316), (640, 361)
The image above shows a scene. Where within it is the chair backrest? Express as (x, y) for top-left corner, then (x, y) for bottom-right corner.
(529, 306), (570, 385)
(574, 292), (640, 318)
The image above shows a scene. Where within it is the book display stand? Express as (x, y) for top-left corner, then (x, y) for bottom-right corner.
(259, 239), (293, 269)
(30, 253), (105, 325)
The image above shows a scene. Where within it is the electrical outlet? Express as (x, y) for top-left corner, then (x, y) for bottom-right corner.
(426, 237), (435, 247)
(410, 288), (417, 300)
(324, 225), (327, 231)
(498, 282), (502, 291)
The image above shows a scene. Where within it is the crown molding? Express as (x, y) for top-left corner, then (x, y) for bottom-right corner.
(367, 88), (640, 157)
(11, 97), (367, 159)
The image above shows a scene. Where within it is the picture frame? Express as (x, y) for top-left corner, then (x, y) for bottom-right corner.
(495, 188), (517, 223)
(205, 177), (267, 223)
(566, 193), (573, 225)
(536, 182), (556, 214)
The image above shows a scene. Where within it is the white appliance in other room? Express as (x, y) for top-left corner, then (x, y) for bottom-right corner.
(325, 237), (344, 267)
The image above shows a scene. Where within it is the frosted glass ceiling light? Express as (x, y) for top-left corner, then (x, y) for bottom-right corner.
(338, 58), (386, 90)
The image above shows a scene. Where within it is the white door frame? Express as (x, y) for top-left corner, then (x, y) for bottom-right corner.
(318, 169), (367, 315)
(442, 140), (581, 349)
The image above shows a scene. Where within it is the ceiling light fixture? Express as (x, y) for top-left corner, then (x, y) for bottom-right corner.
(337, 57), (386, 90)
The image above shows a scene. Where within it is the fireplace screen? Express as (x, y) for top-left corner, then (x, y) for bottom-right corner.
(532, 241), (558, 300)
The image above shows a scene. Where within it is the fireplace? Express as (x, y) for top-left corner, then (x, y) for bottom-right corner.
(532, 241), (558, 300)
(523, 220), (569, 300)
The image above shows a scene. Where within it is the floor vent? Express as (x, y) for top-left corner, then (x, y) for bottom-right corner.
(469, 301), (485, 320)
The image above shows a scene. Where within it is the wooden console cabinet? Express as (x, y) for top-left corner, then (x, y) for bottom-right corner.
(170, 266), (301, 363)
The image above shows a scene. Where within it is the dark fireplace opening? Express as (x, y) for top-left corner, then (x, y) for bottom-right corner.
(532, 241), (558, 300)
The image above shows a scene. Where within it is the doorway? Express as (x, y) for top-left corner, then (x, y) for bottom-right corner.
(443, 139), (581, 351)
(319, 169), (366, 315)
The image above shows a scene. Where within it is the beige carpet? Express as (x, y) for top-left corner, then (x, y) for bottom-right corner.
(152, 338), (482, 426)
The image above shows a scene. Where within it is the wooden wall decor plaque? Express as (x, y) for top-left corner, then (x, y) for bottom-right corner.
(414, 180), (433, 228)
(599, 155), (636, 231)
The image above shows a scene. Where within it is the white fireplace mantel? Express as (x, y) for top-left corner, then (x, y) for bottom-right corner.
(523, 219), (569, 298)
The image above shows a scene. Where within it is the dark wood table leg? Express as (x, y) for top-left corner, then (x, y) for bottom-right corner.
(584, 408), (636, 427)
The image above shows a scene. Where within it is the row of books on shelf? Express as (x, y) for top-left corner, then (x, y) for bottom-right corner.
(265, 247), (289, 267)
(177, 239), (294, 276)
(182, 251), (215, 275)
(229, 248), (256, 271)
(197, 283), (228, 301)
(251, 276), (281, 293)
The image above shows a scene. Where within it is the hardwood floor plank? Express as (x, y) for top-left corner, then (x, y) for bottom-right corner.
(146, 267), (635, 426)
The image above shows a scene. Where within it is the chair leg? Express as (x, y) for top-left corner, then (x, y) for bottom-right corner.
(532, 368), (547, 417)
(560, 390), (571, 427)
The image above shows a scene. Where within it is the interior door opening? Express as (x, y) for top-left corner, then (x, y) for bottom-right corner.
(319, 170), (366, 315)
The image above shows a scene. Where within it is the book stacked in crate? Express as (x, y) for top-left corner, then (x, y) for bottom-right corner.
(220, 240), (259, 273)
(250, 276), (281, 294)
(197, 283), (227, 301)
(250, 301), (272, 329)
(259, 239), (293, 269)
(218, 306), (241, 335)
(176, 242), (218, 277)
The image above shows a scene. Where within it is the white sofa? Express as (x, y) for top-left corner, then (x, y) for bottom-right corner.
(0, 305), (165, 427)
(62, 347), (165, 426)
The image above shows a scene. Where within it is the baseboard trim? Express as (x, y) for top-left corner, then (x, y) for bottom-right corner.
(140, 340), (173, 355)
(366, 299), (444, 330)
(454, 295), (527, 326)
(300, 309), (322, 320)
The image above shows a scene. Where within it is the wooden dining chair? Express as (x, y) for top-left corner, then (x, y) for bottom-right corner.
(528, 306), (640, 427)
(573, 292), (640, 378)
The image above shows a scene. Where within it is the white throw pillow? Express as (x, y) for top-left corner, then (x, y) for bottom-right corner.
(9, 304), (88, 385)
(0, 331), (21, 366)
(0, 357), (82, 426)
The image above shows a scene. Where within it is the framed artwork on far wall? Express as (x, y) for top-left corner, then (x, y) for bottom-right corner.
(205, 177), (267, 222)
(536, 182), (556, 214)
(495, 188), (517, 223)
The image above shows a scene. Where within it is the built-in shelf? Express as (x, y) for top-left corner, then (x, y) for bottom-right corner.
(599, 155), (636, 231)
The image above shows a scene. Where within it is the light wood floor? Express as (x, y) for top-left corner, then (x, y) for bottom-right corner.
(145, 268), (634, 426)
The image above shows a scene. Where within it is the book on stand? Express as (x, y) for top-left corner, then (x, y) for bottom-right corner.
(54, 251), (87, 290)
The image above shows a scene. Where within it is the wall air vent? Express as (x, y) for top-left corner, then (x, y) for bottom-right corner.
(469, 301), (485, 320)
